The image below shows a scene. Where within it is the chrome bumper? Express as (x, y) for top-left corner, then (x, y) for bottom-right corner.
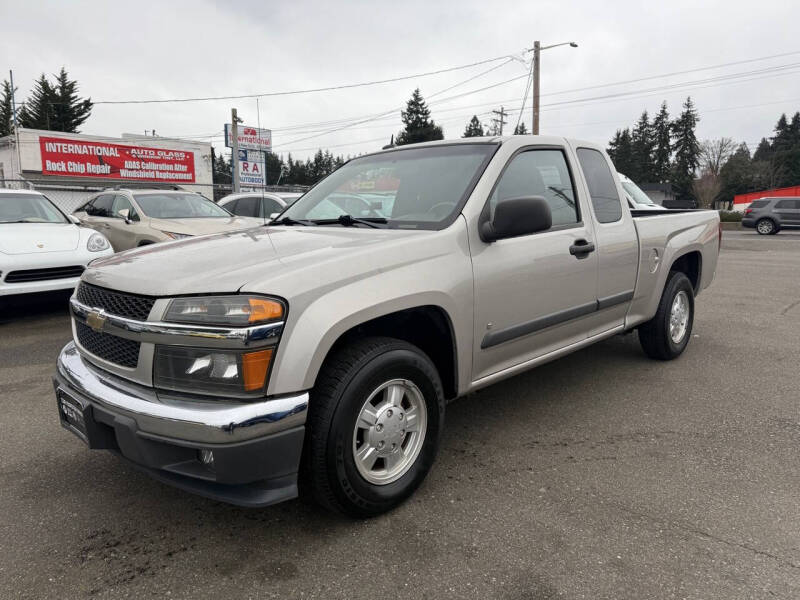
(55, 342), (308, 444)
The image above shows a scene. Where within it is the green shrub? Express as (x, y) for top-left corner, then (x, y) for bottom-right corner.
(719, 210), (743, 222)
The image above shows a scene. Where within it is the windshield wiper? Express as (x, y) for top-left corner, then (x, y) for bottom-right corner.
(315, 215), (388, 228)
(271, 216), (316, 226)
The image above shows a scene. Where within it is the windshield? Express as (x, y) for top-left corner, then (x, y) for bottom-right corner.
(621, 180), (656, 206)
(134, 193), (231, 219)
(279, 144), (496, 229)
(0, 193), (68, 224)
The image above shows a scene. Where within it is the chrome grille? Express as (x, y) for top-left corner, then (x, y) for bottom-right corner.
(75, 322), (140, 368)
(76, 283), (156, 321)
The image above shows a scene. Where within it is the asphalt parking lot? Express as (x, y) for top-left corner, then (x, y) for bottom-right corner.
(1, 230), (798, 600)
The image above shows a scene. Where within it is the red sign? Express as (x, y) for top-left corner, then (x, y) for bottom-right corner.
(39, 136), (195, 183)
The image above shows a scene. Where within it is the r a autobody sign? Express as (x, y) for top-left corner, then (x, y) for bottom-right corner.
(39, 137), (196, 182)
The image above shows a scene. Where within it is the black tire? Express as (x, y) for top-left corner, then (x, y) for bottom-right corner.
(305, 336), (445, 517)
(638, 271), (695, 360)
(756, 218), (777, 235)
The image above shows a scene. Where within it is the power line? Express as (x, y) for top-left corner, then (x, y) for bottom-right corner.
(92, 53), (519, 105)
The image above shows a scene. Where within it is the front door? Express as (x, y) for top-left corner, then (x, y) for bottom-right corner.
(471, 146), (599, 382)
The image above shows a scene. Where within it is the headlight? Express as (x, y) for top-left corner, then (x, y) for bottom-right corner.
(87, 233), (110, 252)
(165, 295), (284, 326)
(163, 231), (192, 240)
(154, 346), (273, 397)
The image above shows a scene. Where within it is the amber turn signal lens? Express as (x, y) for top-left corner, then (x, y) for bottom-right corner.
(242, 349), (273, 391)
(248, 298), (284, 323)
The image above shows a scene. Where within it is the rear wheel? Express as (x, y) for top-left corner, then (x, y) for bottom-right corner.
(638, 271), (695, 360)
(305, 336), (445, 517)
(756, 218), (776, 235)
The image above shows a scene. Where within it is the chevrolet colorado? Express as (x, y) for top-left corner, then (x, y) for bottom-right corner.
(54, 136), (720, 517)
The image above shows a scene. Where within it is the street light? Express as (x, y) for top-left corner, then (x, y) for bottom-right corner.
(532, 40), (578, 134)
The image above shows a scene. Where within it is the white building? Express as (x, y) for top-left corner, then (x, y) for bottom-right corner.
(0, 128), (213, 212)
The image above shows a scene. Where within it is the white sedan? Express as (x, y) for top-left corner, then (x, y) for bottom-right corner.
(0, 189), (114, 297)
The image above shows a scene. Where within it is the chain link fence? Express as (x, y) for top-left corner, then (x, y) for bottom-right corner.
(0, 178), (309, 213)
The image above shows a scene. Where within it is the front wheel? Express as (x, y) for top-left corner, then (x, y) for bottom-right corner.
(638, 271), (695, 360)
(305, 337), (445, 517)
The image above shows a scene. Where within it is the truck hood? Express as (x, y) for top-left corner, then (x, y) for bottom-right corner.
(82, 225), (429, 296)
(0, 223), (80, 254)
(149, 216), (262, 236)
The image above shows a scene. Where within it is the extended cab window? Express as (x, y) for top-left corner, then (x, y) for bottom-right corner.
(577, 148), (622, 223)
(490, 149), (578, 227)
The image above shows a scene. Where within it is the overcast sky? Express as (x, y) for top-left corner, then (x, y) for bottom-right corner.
(3, 0), (800, 161)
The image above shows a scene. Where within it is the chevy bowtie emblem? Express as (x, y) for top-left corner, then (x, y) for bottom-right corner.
(86, 310), (107, 332)
(36, 242), (44, 248)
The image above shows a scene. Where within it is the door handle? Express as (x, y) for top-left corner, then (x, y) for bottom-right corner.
(569, 239), (595, 257)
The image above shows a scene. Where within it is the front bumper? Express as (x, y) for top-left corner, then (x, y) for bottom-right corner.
(54, 342), (309, 507)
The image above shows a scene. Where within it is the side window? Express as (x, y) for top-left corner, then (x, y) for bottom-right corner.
(577, 148), (622, 223)
(490, 149), (579, 227)
(111, 194), (134, 219)
(224, 199), (238, 214)
(89, 194), (114, 217)
(263, 198), (283, 216)
(774, 199), (800, 209)
(235, 196), (259, 217)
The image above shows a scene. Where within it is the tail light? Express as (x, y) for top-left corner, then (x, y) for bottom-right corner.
(744, 208), (753, 215)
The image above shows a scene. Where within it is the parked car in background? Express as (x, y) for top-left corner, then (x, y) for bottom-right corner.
(73, 189), (262, 251)
(0, 189), (113, 297)
(618, 173), (661, 210)
(55, 136), (720, 517)
(219, 192), (304, 220)
(741, 197), (800, 234)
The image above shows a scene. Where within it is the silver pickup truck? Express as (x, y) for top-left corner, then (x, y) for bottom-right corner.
(54, 136), (720, 517)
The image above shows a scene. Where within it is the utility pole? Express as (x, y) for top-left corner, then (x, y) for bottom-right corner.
(231, 108), (242, 193)
(9, 70), (21, 179)
(532, 41), (541, 135)
(531, 40), (578, 135)
(491, 106), (508, 135)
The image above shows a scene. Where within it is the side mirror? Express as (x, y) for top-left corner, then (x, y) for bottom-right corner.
(68, 214), (81, 225)
(117, 208), (131, 223)
(269, 212), (281, 221)
(480, 196), (552, 242)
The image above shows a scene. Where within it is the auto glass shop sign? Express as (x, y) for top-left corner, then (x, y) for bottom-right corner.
(39, 136), (196, 183)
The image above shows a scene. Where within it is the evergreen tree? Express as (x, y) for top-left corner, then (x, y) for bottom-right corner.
(719, 143), (753, 208)
(631, 110), (655, 182)
(396, 88), (443, 145)
(607, 128), (634, 175)
(264, 151), (284, 185)
(17, 69), (92, 132)
(770, 112), (800, 186)
(513, 122), (528, 135)
(652, 102), (672, 183)
(462, 115), (484, 137)
(211, 149), (232, 184)
(671, 97), (701, 203)
(753, 137), (772, 162)
(18, 74), (55, 130)
(0, 80), (16, 137)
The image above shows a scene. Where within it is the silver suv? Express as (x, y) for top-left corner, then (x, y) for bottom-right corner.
(741, 197), (800, 234)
